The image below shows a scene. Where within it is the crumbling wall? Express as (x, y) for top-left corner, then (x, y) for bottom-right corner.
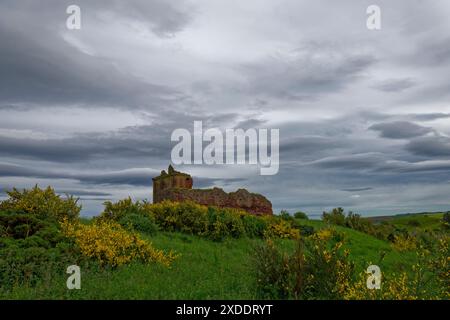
(155, 187), (273, 215)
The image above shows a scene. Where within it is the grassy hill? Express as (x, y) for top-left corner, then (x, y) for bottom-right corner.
(0, 187), (447, 300)
(2, 217), (426, 299)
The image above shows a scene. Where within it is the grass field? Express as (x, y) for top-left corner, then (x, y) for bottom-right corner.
(3, 213), (442, 300)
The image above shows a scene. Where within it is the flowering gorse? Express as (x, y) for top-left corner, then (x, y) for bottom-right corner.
(61, 219), (177, 267)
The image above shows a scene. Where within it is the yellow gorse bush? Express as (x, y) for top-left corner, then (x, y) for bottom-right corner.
(103, 199), (300, 240)
(315, 228), (334, 241)
(0, 185), (80, 221)
(61, 219), (177, 267)
(392, 234), (417, 251)
(264, 218), (300, 239)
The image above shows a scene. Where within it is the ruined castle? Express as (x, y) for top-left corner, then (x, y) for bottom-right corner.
(152, 165), (273, 215)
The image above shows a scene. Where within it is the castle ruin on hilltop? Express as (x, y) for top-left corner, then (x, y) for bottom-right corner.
(152, 165), (273, 215)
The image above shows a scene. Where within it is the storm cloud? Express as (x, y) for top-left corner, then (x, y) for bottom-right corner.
(369, 121), (433, 139)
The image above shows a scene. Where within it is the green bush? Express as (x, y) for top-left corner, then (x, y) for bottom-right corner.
(0, 210), (84, 290)
(279, 210), (293, 222)
(102, 197), (144, 221)
(0, 186), (80, 221)
(146, 201), (209, 235)
(408, 219), (421, 227)
(118, 213), (158, 235)
(294, 211), (308, 220)
(443, 212), (450, 229)
(322, 207), (346, 226)
(206, 207), (245, 241)
(296, 224), (315, 236)
(252, 240), (292, 299)
(253, 233), (354, 299)
(242, 215), (269, 238)
(101, 199), (299, 241)
(0, 211), (64, 245)
(344, 212), (376, 234)
(322, 208), (379, 238)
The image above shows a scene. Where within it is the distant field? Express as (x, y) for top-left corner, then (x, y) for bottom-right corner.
(368, 212), (445, 231)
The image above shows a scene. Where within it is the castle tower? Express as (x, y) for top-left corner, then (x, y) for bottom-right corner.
(152, 165), (193, 203)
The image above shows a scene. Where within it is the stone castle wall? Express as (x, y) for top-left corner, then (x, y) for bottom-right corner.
(152, 166), (273, 215)
(156, 187), (273, 215)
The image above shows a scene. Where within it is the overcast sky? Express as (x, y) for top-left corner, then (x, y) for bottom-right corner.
(1, 0), (450, 217)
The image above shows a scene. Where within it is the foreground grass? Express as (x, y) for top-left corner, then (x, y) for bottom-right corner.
(1, 215), (443, 299)
(2, 232), (267, 299)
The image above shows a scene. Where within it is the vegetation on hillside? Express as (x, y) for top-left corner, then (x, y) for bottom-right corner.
(0, 186), (448, 300)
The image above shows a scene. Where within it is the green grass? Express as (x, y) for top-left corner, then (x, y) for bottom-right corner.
(294, 219), (416, 274)
(1, 232), (268, 299)
(0, 216), (443, 299)
(388, 213), (444, 232)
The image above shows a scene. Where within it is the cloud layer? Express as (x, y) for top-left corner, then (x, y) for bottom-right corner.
(1, 0), (450, 216)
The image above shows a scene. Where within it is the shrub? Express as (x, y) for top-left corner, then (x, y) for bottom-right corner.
(264, 218), (300, 239)
(102, 199), (300, 241)
(408, 219), (421, 227)
(61, 219), (177, 267)
(118, 213), (158, 235)
(0, 211), (82, 290)
(206, 207), (245, 241)
(242, 215), (269, 238)
(346, 242), (449, 300)
(322, 207), (346, 226)
(0, 186), (80, 221)
(429, 237), (450, 297)
(253, 232), (354, 299)
(322, 208), (381, 239)
(443, 212), (450, 229)
(294, 211), (308, 220)
(391, 234), (417, 251)
(0, 211), (66, 246)
(145, 200), (209, 235)
(296, 224), (315, 237)
(279, 210), (293, 222)
(0, 245), (72, 289)
(253, 240), (292, 299)
(102, 197), (146, 221)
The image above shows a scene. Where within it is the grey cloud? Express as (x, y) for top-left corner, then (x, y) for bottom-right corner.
(194, 177), (247, 189)
(406, 136), (450, 157)
(0, 26), (179, 109)
(369, 121), (433, 139)
(0, 162), (248, 189)
(0, 133), (167, 162)
(0, 162), (159, 186)
(372, 78), (416, 92)
(341, 187), (373, 192)
(0, 1), (187, 110)
(95, 0), (194, 37)
(0, 110), (282, 163)
(0, 185), (111, 198)
(308, 152), (450, 176)
(377, 159), (450, 174)
(407, 113), (450, 121)
(242, 44), (376, 100)
(407, 37), (450, 67)
(310, 153), (384, 170)
(235, 118), (268, 129)
(56, 190), (112, 197)
(1, 0), (192, 38)
(281, 136), (345, 154)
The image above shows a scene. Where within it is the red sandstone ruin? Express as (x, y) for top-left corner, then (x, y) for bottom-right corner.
(152, 165), (273, 215)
